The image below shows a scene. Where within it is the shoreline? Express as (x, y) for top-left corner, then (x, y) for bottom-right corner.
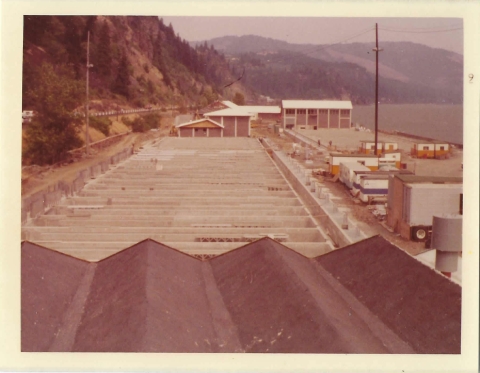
(378, 129), (463, 149)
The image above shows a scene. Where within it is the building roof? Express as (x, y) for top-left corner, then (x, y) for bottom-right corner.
(203, 108), (254, 117)
(413, 140), (450, 145)
(241, 105), (281, 114)
(22, 236), (460, 353)
(282, 100), (353, 110)
(174, 114), (195, 126)
(175, 118), (224, 129)
(395, 174), (463, 184)
(339, 162), (371, 171)
(360, 140), (385, 144)
(221, 100), (238, 108)
(316, 235), (461, 354)
(330, 153), (378, 158)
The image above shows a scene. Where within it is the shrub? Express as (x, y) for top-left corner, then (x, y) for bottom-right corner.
(130, 113), (161, 133)
(89, 116), (111, 136)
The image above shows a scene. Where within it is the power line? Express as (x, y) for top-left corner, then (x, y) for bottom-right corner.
(379, 26), (462, 34)
(266, 26), (374, 65)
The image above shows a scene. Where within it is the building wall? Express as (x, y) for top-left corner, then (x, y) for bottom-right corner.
(434, 144), (450, 158)
(408, 186), (462, 226)
(329, 110), (339, 128)
(223, 117), (236, 137)
(258, 113), (280, 121)
(386, 176), (404, 231)
(307, 116), (317, 127)
(194, 128), (207, 137)
(296, 112), (307, 128)
(411, 144), (435, 158)
(236, 116), (250, 137)
(339, 109), (351, 128)
(180, 128), (193, 137)
(209, 128), (222, 137)
(318, 111), (328, 128)
(387, 177), (462, 239)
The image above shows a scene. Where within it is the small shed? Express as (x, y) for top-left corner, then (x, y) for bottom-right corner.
(358, 140), (383, 155)
(176, 118), (224, 138)
(359, 140), (398, 154)
(411, 141), (450, 159)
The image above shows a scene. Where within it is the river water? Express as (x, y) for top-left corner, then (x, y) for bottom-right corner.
(352, 104), (463, 145)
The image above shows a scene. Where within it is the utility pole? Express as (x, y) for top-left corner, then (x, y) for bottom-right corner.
(85, 31), (93, 156)
(372, 23), (383, 156)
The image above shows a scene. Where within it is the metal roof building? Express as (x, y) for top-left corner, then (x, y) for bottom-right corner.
(22, 235), (461, 353)
(281, 100), (353, 130)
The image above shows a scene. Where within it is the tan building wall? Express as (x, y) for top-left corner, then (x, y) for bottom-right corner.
(223, 117), (236, 137)
(236, 117), (250, 137)
(180, 128), (193, 137)
(209, 128), (222, 137)
(329, 110), (339, 128)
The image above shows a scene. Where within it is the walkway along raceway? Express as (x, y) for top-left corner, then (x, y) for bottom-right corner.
(20, 137), (368, 262)
(261, 137), (368, 248)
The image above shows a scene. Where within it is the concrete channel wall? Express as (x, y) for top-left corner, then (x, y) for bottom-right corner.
(21, 147), (133, 226)
(267, 144), (368, 248)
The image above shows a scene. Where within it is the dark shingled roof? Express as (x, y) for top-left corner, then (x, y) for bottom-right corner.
(315, 235), (462, 354)
(21, 236), (461, 353)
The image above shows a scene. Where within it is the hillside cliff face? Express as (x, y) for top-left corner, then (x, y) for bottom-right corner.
(22, 16), (247, 111)
(199, 35), (463, 104)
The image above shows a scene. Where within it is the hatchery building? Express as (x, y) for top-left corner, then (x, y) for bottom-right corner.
(282, 100), (352, 130)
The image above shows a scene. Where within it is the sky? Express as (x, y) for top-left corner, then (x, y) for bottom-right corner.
(160, 17), (463, 55)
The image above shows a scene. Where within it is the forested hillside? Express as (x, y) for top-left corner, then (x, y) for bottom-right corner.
(200, 35), (463, 104)
(23, 16), (246, 110)
(22, 16), (248, 165)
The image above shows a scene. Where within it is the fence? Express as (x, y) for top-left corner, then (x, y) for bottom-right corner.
(21, 147), (133, 224)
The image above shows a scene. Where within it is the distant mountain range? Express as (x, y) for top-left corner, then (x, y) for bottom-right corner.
(193, 35), (463, 104)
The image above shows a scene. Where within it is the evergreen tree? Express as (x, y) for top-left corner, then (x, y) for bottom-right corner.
(112, 51), (130, 98)
(152, 31), (172, 88)
(232, 92), (245, 106)
(23, 63), (83, 165)
(96, 21), (112, 78)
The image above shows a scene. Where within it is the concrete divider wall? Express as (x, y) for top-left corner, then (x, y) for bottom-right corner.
(22, 146), (134, 225)
(44, 190), (62, 209)
(30, 198), (45, 219)
(271, 151), (359, 248)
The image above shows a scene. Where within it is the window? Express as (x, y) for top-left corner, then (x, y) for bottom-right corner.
(297, 109), (306, 115)
(285, 109), (295, 115)
(341, 110), (350, 116)
(308, 109), (316, 115)
(330, 110), (339, 115)
(423, 146), (429, 150)
(319, 109), (328, 114)
(194, 128), (199, 132)
(440, 146), (445, 150)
